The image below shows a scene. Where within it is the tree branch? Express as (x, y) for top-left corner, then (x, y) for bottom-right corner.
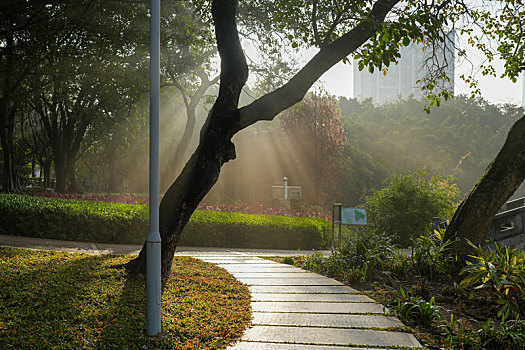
(237, 0), (399, 131)
(212, 0), (248, 111)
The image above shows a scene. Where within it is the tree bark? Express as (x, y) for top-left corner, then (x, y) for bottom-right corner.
(125, 0), (400, 279)
(0, 32), (21, 193)
(445, 115), (525, 259)
(54, 154), (68, 193)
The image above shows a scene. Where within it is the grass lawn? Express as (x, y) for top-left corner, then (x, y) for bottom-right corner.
(0, 247), (251, 349)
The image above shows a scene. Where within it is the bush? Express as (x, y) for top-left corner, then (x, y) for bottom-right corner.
(411, 228), (456, 280)
(0, 194), (148, 244)
(181, 210), (330, 249)
(364, 169), (460, 247)
(0, 194), (330, 249)
(294, 230), (396, 282)
(460, 241), (525, 320)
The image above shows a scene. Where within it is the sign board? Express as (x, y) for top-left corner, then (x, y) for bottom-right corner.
(341, 208), (367, 225)
(287, 186), (301, 200)
(272, 186), (284, 199)
(271, 184), (301, 200)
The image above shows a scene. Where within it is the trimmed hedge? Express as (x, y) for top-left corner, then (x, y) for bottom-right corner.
(0, 194), (330, 249)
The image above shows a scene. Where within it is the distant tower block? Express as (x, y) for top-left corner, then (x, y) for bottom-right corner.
(354, 31), (455, 105)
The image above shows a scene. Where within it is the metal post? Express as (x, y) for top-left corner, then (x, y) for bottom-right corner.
(283, 176), (288, 200)
(338, 206), (342, 250)
(331, 205), (335, 252)
(146, 0), (161, 336)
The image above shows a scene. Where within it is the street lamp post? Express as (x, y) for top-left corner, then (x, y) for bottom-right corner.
(146, 0), (161, 336)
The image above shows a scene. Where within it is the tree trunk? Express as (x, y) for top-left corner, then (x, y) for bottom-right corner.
(0, 134), (19, 193)
(66, 161), (79, 193)
(445, 115), (525, 259)
(54, 155), (68, 193)
(125, 0), (399, 279)
(125, 109), (239, 278)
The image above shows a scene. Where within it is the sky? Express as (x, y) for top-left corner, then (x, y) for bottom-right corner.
(313, 32), (523, 107)
(318, 59), (522, 106)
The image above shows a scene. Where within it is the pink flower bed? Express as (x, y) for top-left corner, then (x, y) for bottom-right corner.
(30, 192), (330, 221)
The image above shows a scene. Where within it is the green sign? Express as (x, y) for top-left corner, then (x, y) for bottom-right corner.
(341, 208), (367, 225)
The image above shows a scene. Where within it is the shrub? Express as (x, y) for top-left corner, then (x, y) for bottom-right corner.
(364, 168), (460, 247)
(180, 210), (330, 249)
(460, 241), (525, 320)
(411, 227), (456, 280)
(0, 194), (148, 244)
(390, 287), (444, 328)
(294, 230), (396, 282)
(0, 194), (330, 249)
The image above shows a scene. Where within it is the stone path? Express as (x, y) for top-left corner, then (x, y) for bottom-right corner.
(197, 255), (422, 349)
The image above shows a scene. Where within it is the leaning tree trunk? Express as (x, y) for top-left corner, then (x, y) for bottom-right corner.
(125, 0), (399, 279)
(445, 115), (525, 259)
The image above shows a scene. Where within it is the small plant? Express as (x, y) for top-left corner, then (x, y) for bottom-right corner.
(411, 227), (455, 280)
(391, 287), (444, 328)
(478, 318), (525, 350)
(280, 256), (295, 265)
(460, 240), (525, 320)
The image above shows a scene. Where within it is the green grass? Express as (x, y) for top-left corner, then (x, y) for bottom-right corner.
(0, 247), (251, 349)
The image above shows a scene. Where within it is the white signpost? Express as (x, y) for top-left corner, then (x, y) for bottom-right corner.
(332, 204), (367, 250)
(272, 177), (301, 207)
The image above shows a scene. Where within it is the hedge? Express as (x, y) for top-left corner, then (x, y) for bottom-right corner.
(0, 194), (330, 249)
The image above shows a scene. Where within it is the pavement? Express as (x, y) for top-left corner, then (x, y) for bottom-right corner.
(0, 234), (421, 349)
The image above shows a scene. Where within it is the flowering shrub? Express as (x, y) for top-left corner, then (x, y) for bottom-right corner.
(30, 191), (330, 220)
(31, 192), (149, 205)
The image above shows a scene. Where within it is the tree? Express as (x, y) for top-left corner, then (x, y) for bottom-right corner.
(0, 0), (57, 192)
(125, 0), (460, 278)
(278, 92), (346, 204)
(444, 1), (525, 258)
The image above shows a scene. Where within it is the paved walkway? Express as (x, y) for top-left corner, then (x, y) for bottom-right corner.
(198, 255), (421, 349)
(0, 234), (421, 348)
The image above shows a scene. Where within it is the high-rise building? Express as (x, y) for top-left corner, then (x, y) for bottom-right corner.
(353, 33), (455, 104)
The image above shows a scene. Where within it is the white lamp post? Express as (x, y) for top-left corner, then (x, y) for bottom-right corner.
(146, 0), (161, 336)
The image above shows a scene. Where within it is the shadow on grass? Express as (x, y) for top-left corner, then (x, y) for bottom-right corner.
(0, 248), (150, 348)
(0, 248), (251, 349)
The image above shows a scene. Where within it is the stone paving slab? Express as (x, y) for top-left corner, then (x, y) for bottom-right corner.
(200, 259), (280, 264)
(228, 342), (385, 350)
(252, 312), (403, 328)
(249, 285), (358, 294)
(252, 301), (385, 314)
(236, 277), (344, 286)
(220, 266), (306, 273)
(240, 326), (421, 348)
(231, 272), (321, 278)
(251, 293), (373, 302)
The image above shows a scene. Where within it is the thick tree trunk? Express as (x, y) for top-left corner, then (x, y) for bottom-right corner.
(445, 115), (525, 259)
(66, 162), (79, 193)
(54, 155), (68, 193)
(0, 135), (19, 193)
(125, 0), (399, 279)
(126, 119), (238, 277)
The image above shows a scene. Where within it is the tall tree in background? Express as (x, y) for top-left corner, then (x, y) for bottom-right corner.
(0, 0), (56, 192)
(125, 0), (462, 278)
(278, 92), (346, 204)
